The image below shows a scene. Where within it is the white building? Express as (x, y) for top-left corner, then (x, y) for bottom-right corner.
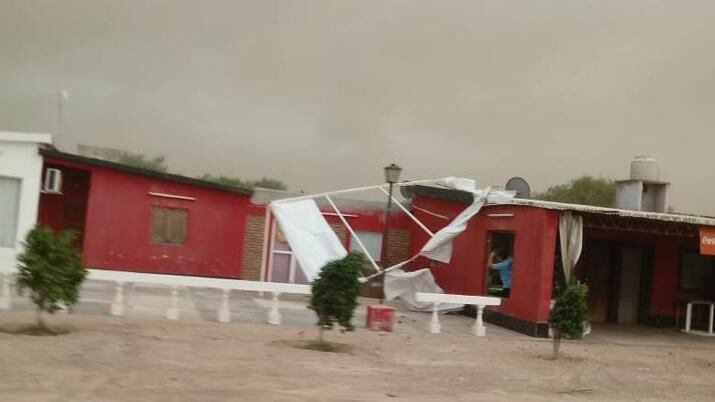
(0, 132), (52, 278)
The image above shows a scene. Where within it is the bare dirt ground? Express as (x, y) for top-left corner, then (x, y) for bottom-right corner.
(1, 312), (713, 402)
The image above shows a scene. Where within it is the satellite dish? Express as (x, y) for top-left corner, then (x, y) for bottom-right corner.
(399, 182), (415, 200)
(505, 177), (531, 199)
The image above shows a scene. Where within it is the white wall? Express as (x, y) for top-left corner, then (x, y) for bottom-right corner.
(0, 132), (52, 273)
(615, 181), (643, 211)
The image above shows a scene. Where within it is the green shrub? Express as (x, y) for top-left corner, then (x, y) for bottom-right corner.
(309, 252), (365, 343)
(549, 282), (588, 359)
(16, 226), (87, 329)
(550, 282), (589, 338)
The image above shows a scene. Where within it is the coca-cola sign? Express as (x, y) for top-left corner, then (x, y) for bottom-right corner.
(700, 227), (715, 256)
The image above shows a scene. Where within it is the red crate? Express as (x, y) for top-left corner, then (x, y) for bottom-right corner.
(366, 304), (395, 332)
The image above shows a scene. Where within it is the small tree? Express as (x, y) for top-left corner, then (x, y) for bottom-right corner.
(535, 176), (615, 207)
(309, 252), (365, 345)
(117, 150), (168, 172)
(549, 282), (589, 360)
(16, 226), (87, 331)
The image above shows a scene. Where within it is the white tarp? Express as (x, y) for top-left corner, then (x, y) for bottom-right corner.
(270, 199), (347, 282)
(384, 268), (463, 312)
(559, 211), (583, 284)
(418, 177), (514, 263)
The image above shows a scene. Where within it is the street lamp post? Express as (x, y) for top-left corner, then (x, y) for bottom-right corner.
(380, 163), (402, 303)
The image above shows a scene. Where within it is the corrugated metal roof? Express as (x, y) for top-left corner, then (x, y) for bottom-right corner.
(412, 184), (715, 227)
(504, 198), (715, 226)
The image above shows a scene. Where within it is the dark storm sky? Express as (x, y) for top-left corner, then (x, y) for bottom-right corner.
(2, 0), (714, 214)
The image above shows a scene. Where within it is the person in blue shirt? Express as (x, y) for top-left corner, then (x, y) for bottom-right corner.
(488, 248), (512, 298)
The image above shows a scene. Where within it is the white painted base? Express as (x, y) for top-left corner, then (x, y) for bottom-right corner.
(682, 329), (715, 337)
(429, 321), (441, 334)
(267, 292), (281, 325)
(110, 303), (124, 317)
(429, 304), (441, 334)
(0, 275), (11, 310)
(218, 289), (231, 323)
(473, 326), (486, 337)
(166, 308), (179, 320)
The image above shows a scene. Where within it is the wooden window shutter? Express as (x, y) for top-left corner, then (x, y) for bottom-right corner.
(167, 209), (187, 244)
(151, 207), (168, 243)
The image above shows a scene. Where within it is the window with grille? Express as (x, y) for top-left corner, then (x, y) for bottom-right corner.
(150, 207), (187, 244)
(349, 231), (383, 261)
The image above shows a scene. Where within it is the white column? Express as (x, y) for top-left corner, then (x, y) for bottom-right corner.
(429, 302), (441, 334)
(166, 286), (179, 320)
(0, 272), (11, 310)
(267, 291), (281, 325)
(709, 303), (714, 335)
(685, 302), (693, 333)
(218, 289), (231, 323)
(473, 305), (486, 337)
(110, 282), (125, 317)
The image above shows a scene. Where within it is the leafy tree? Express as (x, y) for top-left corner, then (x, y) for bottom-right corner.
(252, 177), (288, 191)
(117, 150), (168, 172)
(16, 226), (87, 331)
(535, 176), (615, 208)
(309, 252), (365, 345)
(549, 282), (589, 360)
(200, 174), (287, 190)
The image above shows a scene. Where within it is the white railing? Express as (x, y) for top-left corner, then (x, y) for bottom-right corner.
(85, 269), (311, 325)
(416, 292), (501, 336)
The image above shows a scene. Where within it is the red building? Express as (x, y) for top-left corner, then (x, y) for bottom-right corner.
(408, 186), (715, 337)
(38, 149), (253, 278)
(241, 189), (412, 295)
(36, 151), (412, 284)
(34, 149), (715, 337)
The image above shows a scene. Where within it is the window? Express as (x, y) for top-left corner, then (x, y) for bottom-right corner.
(0, 177), (21, 248)
(269, 228), (308, 284)
(349, 231), (383, 261)
(680, 251), (715, 292)
(486, 232), (515, 298)
(150, 207), (187, 244)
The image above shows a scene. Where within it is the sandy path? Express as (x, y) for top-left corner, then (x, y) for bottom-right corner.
(0, 311), (713, 401)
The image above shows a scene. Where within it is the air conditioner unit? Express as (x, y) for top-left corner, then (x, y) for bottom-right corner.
(42, 168), (63, 193)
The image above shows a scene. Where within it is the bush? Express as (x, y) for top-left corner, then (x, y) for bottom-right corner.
(550, 282), (589, 338)
(549, 282), (588, 359)
(309, 252), (365, 344)
(16, 226), (87, 330)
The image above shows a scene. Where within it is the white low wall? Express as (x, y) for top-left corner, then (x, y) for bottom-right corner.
(0, 132), (52, 276)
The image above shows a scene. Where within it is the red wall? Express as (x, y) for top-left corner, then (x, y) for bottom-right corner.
(409, 194), (559, 323)
(39, 157), (251, 278)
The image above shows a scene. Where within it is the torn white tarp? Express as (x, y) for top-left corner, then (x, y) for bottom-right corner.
(419, 177), (515, 263)
(270, 199), (347, 282)
(384, 268), (463, 312)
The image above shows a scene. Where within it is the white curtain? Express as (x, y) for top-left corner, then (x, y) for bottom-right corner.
(270, 199), (347, 282)
(0, 177), (21, 248)
(559, 211), (583, 284)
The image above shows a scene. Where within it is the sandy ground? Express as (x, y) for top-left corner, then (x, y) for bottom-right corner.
(1, 310), (714, 402)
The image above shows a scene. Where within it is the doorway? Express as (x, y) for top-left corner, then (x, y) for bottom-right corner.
(617, 247), (643, 324)
(578, 240), (652, 324)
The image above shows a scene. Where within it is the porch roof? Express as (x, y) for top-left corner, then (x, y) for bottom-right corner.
(413, 185), (715, 228)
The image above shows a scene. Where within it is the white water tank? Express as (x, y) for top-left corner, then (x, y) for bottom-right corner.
(629, 156), (660, 182)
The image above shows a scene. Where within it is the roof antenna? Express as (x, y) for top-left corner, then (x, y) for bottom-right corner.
(57, 89), (70, 147)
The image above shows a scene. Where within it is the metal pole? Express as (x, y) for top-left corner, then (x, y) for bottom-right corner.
(380, 182), (394, 303)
